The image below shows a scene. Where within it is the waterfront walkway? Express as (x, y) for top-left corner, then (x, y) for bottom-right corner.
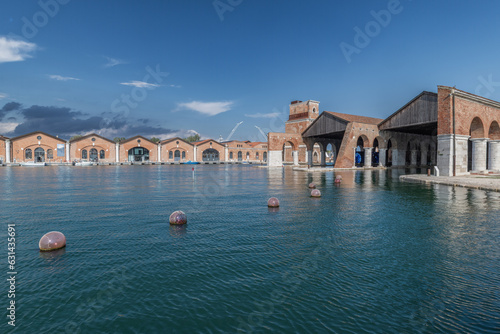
(400, 174), (500, 192)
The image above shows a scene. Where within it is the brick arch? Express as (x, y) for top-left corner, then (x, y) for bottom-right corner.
(373, 136), (386, 149)
(488, 121), (500, 140)
(357, 135), (369, 148)
(470, 117), (485, 138)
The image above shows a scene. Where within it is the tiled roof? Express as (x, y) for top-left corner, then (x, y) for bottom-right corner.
(69, 133), (114, 143)
(10, 131), (66, 142)
(324, 111), (383, 125)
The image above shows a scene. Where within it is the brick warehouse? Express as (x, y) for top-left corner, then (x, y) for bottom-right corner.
(268, 85), (500, 176)
(0, 132), (269, 164)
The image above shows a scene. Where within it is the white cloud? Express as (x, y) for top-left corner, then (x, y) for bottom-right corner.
(0, 37), (37, 63)
(0, 93), (7, 99)
(49, 75), (80, 81)
(104, 56), (127, 68)
(177, 101), (233, 116)
(169, 84), (182, 88)
(0, 122), (18, 134)
(120, 81), (160, 89)
(245, 112), (281, 119)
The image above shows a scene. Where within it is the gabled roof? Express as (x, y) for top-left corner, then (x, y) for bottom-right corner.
(248, 142), (266, 147)
(192, 139), (225, 147)
(120, 135), (158, 145)
(70, 133), (114, 144)
(0, 135), (8, 140)
(10, 131), (66, 143)
(378, 91), (437, 128)
(160, 137), (194, 146)
(324, 111), (383, 125)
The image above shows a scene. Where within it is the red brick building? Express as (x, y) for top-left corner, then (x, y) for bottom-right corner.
(10, 131), (67, 163)
(193, 139), (226, 162)
(70, 133), (116, 163)
(225, 140), (268, 162)
(160, 137), (194, 162)
(119, 136), (159, 162)
(0, 136), (7, 164)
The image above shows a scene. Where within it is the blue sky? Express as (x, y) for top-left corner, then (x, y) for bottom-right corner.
(1, 0), (500, 141)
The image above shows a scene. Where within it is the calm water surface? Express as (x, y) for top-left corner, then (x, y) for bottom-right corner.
(0, 165), (499, 334)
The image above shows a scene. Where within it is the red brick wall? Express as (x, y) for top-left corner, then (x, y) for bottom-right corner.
(195, 141), (225, 162)
(0, 138), (5, 162)
(11, 133), (66, 163)
(70, 136), (116, 162)
(438, 86), (500, 137)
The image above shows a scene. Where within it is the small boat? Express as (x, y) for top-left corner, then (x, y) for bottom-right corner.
(73, 160), (92, 166)
(22, 162), (46, 167)
(184, 161), (200, 165)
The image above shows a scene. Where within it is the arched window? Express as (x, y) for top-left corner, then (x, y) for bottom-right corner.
(263, 151), (267, 161)
(238, 151), (242, 161)
(256, 152), (259, 159)
(202, 149), (219, 162)
(25, 148), (32, 160)
(100, 150), (105, 159)
(128, 147), (149, 162)
(169, 151), (173, 159)
(182, 151), (186, 160)
(47, 149), (53, 160)
(230, 152), (233, 160)
(82, 149), (88, 159)
(90, 148), (98, 161)
(246, 152), (250, 160)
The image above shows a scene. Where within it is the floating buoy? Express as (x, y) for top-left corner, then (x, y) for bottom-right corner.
(308, 182), (316, 189)
(169, 210), (187, 225)
(267, 197), (280, 208)
(335, 177), (342, 183)
(311, 189), (321, 197)
(39, 231), (66, 252)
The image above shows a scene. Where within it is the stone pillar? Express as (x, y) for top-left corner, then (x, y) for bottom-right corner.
(225, 145), (229, 162)
(320, 150), (326, 166)
(268, 150), (283, 166)
(65, 141), (70, 162)
(6, 139), (11, 163)
(115, 143), (120, 162)
(421, 150), (428, 166)
(307, 150), (312, 167)
(364, 147), (372, 167)
(157, 144), (161, 162)
(488, 140), (500, 171)
(193, 146), (197, 162)
(378, 149), (386, 167)
(410, 150), (418, 166)
(392, 149), (399, 167)
(292, 150), (299, 166)
(471, 138), (488, 173)
(437, 134), (470, 176)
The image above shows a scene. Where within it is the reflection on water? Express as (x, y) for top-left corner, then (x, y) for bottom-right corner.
(0, 165), (498, 334)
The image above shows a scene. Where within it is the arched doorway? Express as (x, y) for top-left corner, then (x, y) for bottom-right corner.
(468, 117), (485, 172)
(405, 142), (411, 166)
(386, 140), (393, 167)
(237, 151), (242, 161)
(174, 150), (181, 162)
(128, 147), (150, 162)
(203, 149), (219, 162)
(246, 152), (250, 161)
(263, 151), (267, 162)
(90, 148), (98, 162)
(372, 138), (380, 167)
(326, 143), (334, 165)
(82, 149), (88, 160)
(282, 141), (295, 164)
(355, 137), (365, 167)
(35, 147), (45, 163)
